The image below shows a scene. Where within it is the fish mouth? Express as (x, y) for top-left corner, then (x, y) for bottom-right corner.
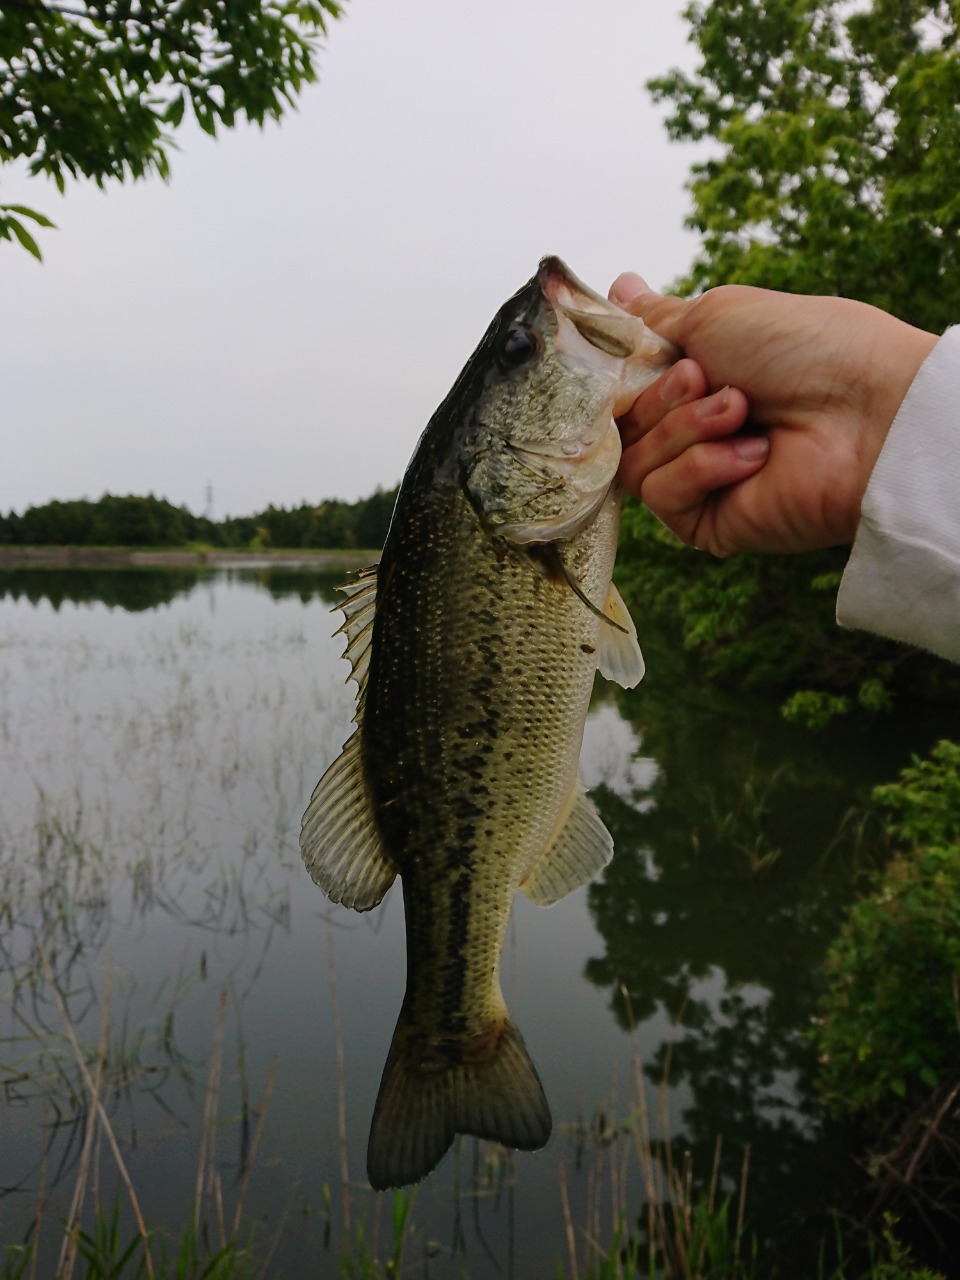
(538, 255), (680, 413)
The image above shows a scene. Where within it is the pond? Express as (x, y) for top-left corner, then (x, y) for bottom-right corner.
(0, 566), (955, 1278)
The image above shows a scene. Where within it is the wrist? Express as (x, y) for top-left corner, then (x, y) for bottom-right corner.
(854, 320), (939, 525)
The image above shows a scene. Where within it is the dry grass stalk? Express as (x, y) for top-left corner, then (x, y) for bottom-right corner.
(215, 1170), (226, 1250)
(39, 947), (155, 1280)
(28, 1094), (50, 1280)
(735, 1143), (751, 1266)
(609, 1066), (620, 1237)
(194, 989), (228, 1236)
(905, 1080), (960, 1184)
(558, 1161), (578, 1280)
(371, 1189), (383, 1262)
(254, 1207), (289, 1280)
(231, 1053), (278, 1238)
(59, 960), (113, 1280)
(325, 911), (350, 1235)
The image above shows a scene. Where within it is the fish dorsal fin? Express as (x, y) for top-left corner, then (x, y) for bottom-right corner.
(520, 780), (614, 907)
(300, 564), (394, 911)
(300, 728), (397, 911)
(597, 581), (644, 689)
(334, 564), (378, 717)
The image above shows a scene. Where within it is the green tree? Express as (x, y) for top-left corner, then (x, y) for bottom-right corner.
(616, 0), (960, 724)
(649, 0), (960, 333)
(0, 0), (341, 258)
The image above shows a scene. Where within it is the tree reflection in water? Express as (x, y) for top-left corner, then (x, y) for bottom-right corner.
(582, 623), (957, 1268)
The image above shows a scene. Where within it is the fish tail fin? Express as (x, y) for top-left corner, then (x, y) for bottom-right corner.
(366, 1013), (552, 1191)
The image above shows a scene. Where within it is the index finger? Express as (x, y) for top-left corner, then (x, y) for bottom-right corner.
(608, 273), (693, 348)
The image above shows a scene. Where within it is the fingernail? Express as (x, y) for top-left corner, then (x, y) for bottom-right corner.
(694, 387), (731, 419)
(733, 435), (769, 462)
(609, 272), (650, 305)
(661, 362), (692, 407)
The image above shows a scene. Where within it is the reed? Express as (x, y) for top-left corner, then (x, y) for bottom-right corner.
(326, 911), (351, 1237)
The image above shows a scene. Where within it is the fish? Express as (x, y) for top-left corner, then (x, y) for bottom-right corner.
(300, 257), (679, 1190)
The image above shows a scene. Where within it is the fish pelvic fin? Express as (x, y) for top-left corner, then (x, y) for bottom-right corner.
(520, 780), (614, 907)
(366, 1014), (552, 1191)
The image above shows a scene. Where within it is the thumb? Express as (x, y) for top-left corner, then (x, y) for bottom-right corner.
(608, 272), (692, 347)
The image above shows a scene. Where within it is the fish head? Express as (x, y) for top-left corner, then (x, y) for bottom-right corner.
(460, 256), (680, 545)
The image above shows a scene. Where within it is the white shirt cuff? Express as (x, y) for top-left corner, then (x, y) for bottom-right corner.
(837, 325), (960, 661)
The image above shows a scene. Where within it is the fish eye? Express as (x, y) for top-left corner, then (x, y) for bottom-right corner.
(499, 325), (540, 370)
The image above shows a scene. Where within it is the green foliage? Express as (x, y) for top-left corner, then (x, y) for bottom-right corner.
(0, 485), (399, 550)
(0, 493), (206, 547)
(873, 740), (960, 849)
(614, 500), (951, 721)
(0, 200), (54, 258)
(627, 0), (960, 723)
(781, 691), (852, 731)
(649, 0), (960, 333)
(813, 741), (960, 1113)
(824, 1214), (946, 1280)
(338, 1189), (415, 1280)
(0, 0), (342, 258)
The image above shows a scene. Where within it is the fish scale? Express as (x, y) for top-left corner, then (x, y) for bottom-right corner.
(300, 256), (678, 1189)
(368, 486), (616, 1043)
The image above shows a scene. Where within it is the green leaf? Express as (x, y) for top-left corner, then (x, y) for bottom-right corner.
(780, 690), (851, 731)
(0, 204), (56, 228)
(1, 215), (42, 260)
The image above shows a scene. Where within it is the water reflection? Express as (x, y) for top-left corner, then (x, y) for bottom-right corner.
(1, 567), (956, 1276)
(0, 565), (347, 612)
(584, 628), (956, 1266)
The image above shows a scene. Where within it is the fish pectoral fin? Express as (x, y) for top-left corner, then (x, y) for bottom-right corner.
(597, 581), (644, 689)
(520, 781), (614, 907)
(299, 729), (397, 911)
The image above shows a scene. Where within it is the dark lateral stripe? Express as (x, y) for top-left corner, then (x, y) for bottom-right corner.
(439, 865), (472, 1035)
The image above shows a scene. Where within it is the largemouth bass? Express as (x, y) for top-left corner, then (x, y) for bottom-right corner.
(301, 257), (678, 1190)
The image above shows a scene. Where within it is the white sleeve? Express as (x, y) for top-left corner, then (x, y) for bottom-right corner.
(836, 325), (960, 662)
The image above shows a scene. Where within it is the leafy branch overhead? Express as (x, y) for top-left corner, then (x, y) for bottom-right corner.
(0, 198), (53, 257)
(0, 0), (342, 255)
(649, 0), (960, 334)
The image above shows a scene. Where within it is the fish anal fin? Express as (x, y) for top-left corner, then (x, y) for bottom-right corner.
(520, 781), (613, 907)
(367, 1014), (551, 1191)
(299, 729), (397, 911)
(597, 581), (644, 689)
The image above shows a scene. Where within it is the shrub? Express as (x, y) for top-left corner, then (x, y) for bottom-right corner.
(613, 499), (952, 723)
(813, 743), (960, 1113)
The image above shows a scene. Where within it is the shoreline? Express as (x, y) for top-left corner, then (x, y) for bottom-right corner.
(0, 547), (380, 571)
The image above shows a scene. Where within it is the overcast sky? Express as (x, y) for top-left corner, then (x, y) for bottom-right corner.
(0, 0), (702, 518)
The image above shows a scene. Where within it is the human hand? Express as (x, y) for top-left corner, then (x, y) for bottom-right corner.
(609, 275), (939, 556)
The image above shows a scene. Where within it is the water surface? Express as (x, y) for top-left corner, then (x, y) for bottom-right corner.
(0, 567), (953, 1276)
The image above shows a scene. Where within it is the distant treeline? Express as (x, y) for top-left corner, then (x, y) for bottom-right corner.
(0, 487), (400, 550)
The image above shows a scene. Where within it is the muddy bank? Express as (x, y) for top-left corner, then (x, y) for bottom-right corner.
(0, 546), (379, 570)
